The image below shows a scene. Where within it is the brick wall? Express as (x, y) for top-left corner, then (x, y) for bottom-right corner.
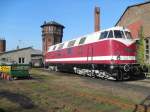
(117, 3), (150, 38)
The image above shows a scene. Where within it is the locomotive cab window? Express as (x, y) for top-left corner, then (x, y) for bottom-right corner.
(79, 37), (86, 45)
(99, 31), (108, 39)
(67, 40), (76, 48)
(58, 43), (64, 50)
(53, 45), (57, 50)
(125, 31), (132, 39)
(108, 30), (113, 38)
(114, 30), (125, 38)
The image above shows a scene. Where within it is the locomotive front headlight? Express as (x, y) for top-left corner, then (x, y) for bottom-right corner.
(110, 65), (114, 69)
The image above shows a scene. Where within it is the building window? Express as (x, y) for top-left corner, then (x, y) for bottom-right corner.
(146, 45), (149, 49)
(19, 58), (21, 63)
(146, 39), (149, 44)
(18, 57), (25, 64)
(145, 39), (149, 63)
(146, 50), (149, 54)
(22, 58), (25, 63)
(146, 55), (149, 60)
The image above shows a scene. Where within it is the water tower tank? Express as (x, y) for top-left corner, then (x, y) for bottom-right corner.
(0, 39), (6, 53)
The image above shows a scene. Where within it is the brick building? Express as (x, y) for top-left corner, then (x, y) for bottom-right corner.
(116, 1), (150, 63)
(41, 21), (65, 55)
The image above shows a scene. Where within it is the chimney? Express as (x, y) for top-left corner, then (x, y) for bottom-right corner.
(94, 6), (100, 32)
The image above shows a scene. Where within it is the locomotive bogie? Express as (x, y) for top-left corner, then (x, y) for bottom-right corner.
(46, 63), (144, 81)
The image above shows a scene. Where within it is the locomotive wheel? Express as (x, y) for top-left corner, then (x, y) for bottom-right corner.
(116, 70), (124, 81)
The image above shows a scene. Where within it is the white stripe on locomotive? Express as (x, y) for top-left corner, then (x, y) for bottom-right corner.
(45, 56), (135, 62)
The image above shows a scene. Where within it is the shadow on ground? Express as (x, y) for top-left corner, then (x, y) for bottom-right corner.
(0, 90), (35, 109)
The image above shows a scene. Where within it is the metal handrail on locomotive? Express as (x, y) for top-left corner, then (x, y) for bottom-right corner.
(45, 26), (147, 81)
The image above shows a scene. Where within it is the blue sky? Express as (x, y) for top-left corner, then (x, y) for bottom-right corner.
(0, 0), (145, 51)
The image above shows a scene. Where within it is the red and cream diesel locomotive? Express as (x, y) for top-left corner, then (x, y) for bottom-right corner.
(45, 26), (147, 80)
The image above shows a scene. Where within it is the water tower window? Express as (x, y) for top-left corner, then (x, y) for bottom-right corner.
(57, 28), (61, 32)
(48, 38), (51, 42)
(53, 26), (56, 31)
(45, 27), (49, 33)
(56, 28), (61, 34)
(49, 26), (52, 32)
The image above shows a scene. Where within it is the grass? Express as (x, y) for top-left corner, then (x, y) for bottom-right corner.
(0, 69), (144, 112)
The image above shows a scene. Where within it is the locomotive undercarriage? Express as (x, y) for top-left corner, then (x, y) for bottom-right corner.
(47, 63), (147, 81)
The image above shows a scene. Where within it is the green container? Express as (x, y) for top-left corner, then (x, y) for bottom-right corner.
(10, 64), (30, 78)
(0, 64), (30, 78)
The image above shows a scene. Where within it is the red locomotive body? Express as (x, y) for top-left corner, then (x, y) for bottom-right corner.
(45, 27), (145, 80)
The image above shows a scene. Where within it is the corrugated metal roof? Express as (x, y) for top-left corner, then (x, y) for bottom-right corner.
(0, 47), (42, 55)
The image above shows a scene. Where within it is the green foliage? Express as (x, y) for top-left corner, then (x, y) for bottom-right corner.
(136, 26), (145, 65)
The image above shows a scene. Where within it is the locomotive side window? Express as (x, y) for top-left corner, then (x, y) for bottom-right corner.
(125, 31), (132, 39)
(114, 30), (125, 38)
(58, 43), (64, 50)
(99, 31), (108, 39)
(53, 45), (57, 50)
(108, 30), (113, 38)
(79, 37), (86, 45)
(67, 40), (76, 48)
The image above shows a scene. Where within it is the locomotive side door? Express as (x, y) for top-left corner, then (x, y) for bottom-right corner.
(87, 45), (93, 63)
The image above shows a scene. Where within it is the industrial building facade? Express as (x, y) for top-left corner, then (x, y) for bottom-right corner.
(0, 47), (43, 67)
(116, 1), (150, 64)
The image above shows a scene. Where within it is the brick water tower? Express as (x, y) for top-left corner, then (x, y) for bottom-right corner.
(41, 21), (65, 54)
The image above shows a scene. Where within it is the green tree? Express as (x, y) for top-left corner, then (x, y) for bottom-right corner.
(136, 26), (145, 65)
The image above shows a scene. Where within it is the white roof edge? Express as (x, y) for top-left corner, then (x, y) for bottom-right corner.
(48, 26), (130, 52)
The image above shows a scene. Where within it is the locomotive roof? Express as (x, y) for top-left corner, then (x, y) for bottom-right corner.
(48, 26), (130, 52)
(102, 26), (130, 32)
